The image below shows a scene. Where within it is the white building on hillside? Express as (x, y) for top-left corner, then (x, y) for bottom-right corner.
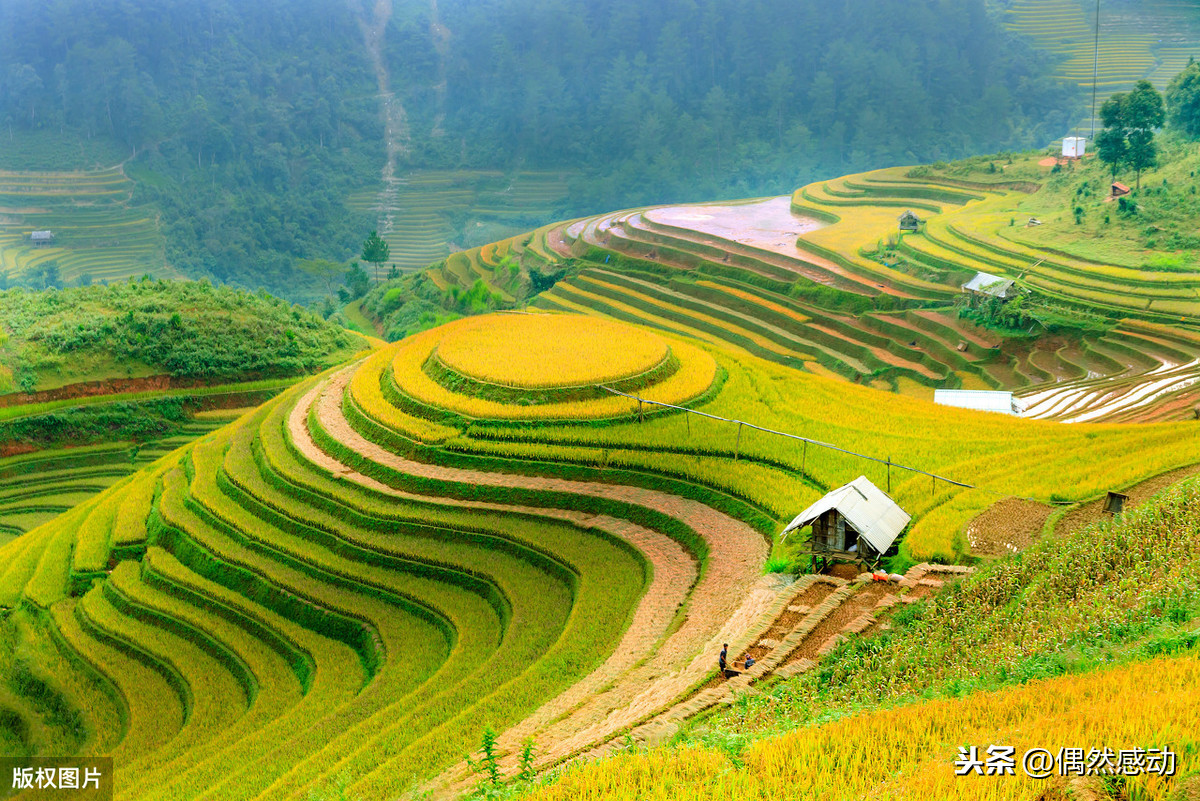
(934, 389), (1019, 415)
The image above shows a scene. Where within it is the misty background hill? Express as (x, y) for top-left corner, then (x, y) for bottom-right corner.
(0, 0), (1082, 300)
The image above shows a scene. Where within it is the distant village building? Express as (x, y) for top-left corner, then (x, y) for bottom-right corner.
(29, 230), (53, 246)
(963, 271), (1016, 299)
(934, 389), (1019, 416)
(898, 210), (921, 232)
(781, 476), (911, 571)
(1111, 182), (1131, 198)
(1062, 136), (1087, 158)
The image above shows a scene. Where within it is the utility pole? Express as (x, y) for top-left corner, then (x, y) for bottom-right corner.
(1091, 0), (1101, 140)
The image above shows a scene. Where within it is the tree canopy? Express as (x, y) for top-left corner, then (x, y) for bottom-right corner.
(0, 0), (1082, 300)
(1096, 80), (1164, 189)
(361, 231), (391, 284)
(1166, 58), (1200, 138)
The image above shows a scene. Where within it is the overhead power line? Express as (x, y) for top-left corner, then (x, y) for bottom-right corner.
(598, 385), (976, 491)
(1092, 0), (1101, 140)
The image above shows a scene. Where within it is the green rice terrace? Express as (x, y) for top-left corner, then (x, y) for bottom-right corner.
(0, 416), (240, 547)
(2, 297), (1200, 798)
(7, 145), (1200, 801)
(999, 0), (1200, 94)
(0, 280), (368, 557)
(347, 170), (571, 273)
(487, 147), (1200, 425)
(0, 166), (177, 287)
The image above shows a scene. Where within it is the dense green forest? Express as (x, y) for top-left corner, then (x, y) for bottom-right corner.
(0, 0), (1080, 301)
(417, 0), (1081, 209)
(0, 0), (382, 297)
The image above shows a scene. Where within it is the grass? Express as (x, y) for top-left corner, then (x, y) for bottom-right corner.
(519, 475), (1200, 800)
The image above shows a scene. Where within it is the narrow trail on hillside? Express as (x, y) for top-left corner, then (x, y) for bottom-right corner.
(348, 0), (410, 246)
(290, 368), (781, 791)
(429, 0), (450, 138)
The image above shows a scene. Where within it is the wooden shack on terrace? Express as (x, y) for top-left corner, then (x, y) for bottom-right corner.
(781, 476), (911, 572)
(898, 210), (921, 232)
(29, 230), (53, 246)
(963, 271), (1016, 299)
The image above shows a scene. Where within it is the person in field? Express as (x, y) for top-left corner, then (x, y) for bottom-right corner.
(744, 655), (756, 669)
(718, 643), (728, 673)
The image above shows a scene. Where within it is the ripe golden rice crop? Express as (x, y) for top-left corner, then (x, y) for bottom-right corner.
(386, 316), (717, 421)
(435, 312), (670, 388)
(528, 654), (1199, 801)
(350, 347), (461, 443)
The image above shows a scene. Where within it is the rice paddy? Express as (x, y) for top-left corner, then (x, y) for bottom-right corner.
(1001, 0), (1200, 97)
(3, 297), (1197, 797)
(0, 167), (177, 286)
(347, 170), (571, 273)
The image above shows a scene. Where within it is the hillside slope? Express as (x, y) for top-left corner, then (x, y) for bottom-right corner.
(519, 475), (1200, 800)
(1, 306), (1199, 799)
(0, 280), (367, 541)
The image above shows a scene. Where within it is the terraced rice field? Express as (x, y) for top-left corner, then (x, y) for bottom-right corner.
(1000, 0), (1200, 129)
(0, 416), (243, 545)
(480, 164), (1200, 422)
(347, 170), (571, 272)
(0, 446), (137, 546)
(4, 307), (1199, 796)
(0, 167), (177, 285)
(0, 314), (769, 796)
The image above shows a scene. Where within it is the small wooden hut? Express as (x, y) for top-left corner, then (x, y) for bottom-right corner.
(898, 210), (921, 232)
(30, 230), (53, 246)
(1111, 182), (1131, 198)
(781, 476), (911, 571)
(963, 271), (1016, 300)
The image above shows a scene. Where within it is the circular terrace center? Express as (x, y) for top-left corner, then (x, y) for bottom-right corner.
(435, 313), (671, 389)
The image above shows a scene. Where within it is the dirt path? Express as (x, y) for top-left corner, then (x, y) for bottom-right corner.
(1055, 462), (1200, 538)
(428, 0), (450, 138)
(289, 370), (779, 789)
(348, 0), (410, 245)
(966, 498), (1055, 557)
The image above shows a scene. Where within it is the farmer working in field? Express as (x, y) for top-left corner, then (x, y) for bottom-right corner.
(718, 643), (728, 673)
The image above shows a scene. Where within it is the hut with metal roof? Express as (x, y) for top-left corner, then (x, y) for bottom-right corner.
(962, 271), (1016, 299)
(781, 476), (911, 571)
(29, 230), (53, 246)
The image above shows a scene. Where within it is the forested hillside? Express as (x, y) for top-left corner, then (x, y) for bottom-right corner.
(0, 0), (1081, 300)
(0, 0), (382, 296)
(420, 0), (1081, 209)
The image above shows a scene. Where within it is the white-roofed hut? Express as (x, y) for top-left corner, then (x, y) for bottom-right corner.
(781, 476), (911, 572)
(962, 271), (1016, 299)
